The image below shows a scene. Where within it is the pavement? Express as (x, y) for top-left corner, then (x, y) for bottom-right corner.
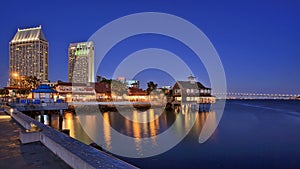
(0, 111), (71, 169)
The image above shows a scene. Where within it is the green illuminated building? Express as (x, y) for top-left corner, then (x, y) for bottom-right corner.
(68, 41), (94, 83)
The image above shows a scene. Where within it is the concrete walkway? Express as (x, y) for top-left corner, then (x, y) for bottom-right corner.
(0, 111), (71, 169)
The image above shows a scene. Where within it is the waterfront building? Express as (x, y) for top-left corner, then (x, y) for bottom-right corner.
(94, 82), (112, 101)
(54, 82), (95, 102)
(127, 87), (148, 102)
(160, 85), (172, 96)
(68, 41), (94, 83)
(126, 80), (139, 88)
(9, 25), (48, 86)
(93, 81), (149, 102)
(117, 77), (139, 88)
(30, 84), (57, 103)
(172, 75), (215, 104)
(40, 82), (57, 88)
(161, 86), (172, 90)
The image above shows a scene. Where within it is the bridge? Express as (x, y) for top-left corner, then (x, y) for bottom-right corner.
(212, 93), (300, 100)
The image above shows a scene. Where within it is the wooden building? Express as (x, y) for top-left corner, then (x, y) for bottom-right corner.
(172, 75), (215, 104)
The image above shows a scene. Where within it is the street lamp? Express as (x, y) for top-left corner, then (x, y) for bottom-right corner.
(12, 72), (20, 87)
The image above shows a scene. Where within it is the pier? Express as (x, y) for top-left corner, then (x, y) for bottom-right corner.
(9, 100), (68, 130)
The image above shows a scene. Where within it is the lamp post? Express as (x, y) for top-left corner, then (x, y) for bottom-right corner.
(11, 72), (20, 103)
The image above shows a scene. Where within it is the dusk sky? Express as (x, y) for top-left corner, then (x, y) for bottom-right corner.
(0, 0), (299, 93)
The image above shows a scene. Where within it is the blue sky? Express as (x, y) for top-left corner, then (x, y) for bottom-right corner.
(0, 0), (299, 93)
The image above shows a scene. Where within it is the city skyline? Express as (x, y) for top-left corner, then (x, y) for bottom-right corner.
(0, 0), (299, 93)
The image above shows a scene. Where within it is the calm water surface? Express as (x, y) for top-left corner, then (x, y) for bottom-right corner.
(43, 100), (300, 169)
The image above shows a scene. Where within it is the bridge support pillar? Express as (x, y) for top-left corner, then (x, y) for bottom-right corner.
(59, 109), (63, 131)
(40, 110), (45, 123)
(48, 110), (52, 127)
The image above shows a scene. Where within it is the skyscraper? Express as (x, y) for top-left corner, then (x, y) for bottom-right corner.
(68, 41), (94, 83)
(9, 25), (48, 86)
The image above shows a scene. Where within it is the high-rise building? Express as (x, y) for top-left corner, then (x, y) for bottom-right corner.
(68, 41), (94, 83)
(9, 25), (48, 86)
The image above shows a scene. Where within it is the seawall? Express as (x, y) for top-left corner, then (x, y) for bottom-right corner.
(4, 106), (137, 169)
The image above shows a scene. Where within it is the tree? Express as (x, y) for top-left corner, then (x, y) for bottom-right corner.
(146, 81), (158, 94)
(111, 80), (127, 96)
(15, 89), (30, 97)
(20, 76), (40, 89)
(96, 75), (103, 82)
(0, 88), (9, 96)
(103, 79), (112, 84)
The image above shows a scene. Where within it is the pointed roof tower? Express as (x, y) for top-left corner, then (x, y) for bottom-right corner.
(10, 25), (47, 43)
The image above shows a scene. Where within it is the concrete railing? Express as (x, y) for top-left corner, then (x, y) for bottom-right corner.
(4, 106), (137, 169)
(11, 102), (68, 111)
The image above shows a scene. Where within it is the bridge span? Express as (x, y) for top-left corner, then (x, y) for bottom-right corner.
(213, 93), (300, 100)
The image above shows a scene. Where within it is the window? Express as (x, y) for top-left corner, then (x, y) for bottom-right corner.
(176, 97), (182, 101)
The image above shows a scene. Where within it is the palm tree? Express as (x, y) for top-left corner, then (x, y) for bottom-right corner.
(146, 81), (158, 94)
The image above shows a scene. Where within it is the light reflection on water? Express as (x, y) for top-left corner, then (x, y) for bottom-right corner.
(41, 104), (216, 154)
(36, 100), (300, 168)
(74, 104), (215, 155)
(102, 112), (112, 150)
(39, 112), (93, 144)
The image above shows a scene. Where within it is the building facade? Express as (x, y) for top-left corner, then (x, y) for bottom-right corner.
(9, 25), (48, 86)
(172, 75), (215, 104)
(68, 41), (94, 83)
(54, 81), (95, 102)
(117, 77), (139, 88)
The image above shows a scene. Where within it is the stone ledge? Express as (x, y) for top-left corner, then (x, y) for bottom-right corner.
(4, 105), (137, 169)
(19, 130), (41, 144)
